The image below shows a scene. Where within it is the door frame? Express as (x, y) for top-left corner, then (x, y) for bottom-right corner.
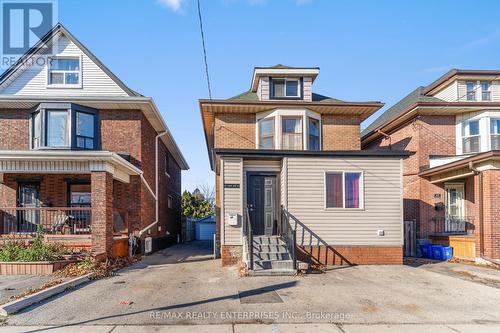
(444, 182), (465, 219)
(246, 171), (280, 236)
(16, 181), (41, 232)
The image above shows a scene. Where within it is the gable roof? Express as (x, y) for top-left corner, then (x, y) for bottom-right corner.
(0, 23), (189, 170)
(423, 69), (500, 95)
(0, 23), (140, 97)
(361, 87), (444, 137)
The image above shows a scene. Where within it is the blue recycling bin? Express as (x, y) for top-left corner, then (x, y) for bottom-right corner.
(431, 245), (453, 260)
(420, 244), (432, 258)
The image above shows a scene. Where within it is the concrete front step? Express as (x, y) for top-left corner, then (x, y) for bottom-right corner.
(248, 268), (296, 276)
(253, 252), (291, 261)
(253, 244), (288, 253)
(254, 259), (294, 271)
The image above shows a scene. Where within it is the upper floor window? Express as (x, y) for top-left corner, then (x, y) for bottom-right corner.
(462, 120), (480, 154)
(282, 117), (303, 150)
(258, 117), (275, 149)
(271, 78), (301, 99)
(466, 81), (476, 101)
(325, 171), (363, 209)
(481, 81), (491, 101)
(165, 153), (171, 177)
(491, 119), (500, 150)
(31, 103), (99, 150)
(48, 57), (81, 86)
(308, 117), (320, 151)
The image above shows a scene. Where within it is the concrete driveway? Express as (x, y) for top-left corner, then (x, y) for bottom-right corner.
(5, 241), (500, 327)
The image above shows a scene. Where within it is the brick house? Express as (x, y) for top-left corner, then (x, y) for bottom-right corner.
(362, 69), (500, 262)
(200, 65), (407, 275)
(0, 24), (188, 258)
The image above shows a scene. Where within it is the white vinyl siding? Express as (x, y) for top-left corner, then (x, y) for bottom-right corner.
(221, 158), (243, 245)
(303, 77), (312, 101)
(433, 81), (458, 101)
(257, 77), (270, 101)
(285, 157), (403, 246)
(0, 35), (129, 96)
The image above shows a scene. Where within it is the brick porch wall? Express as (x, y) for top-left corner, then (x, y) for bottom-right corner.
(482, 169), (500, 259)
(91, 171), (114, 256)
(221, 245), (242, 266)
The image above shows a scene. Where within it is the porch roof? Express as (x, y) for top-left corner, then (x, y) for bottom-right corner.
(420, 150), (500, 183)
(0, 150), (142, 183)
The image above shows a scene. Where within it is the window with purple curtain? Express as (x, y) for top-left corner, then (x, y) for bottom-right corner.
(345, 172), (361, 208)
(326, 173), (343, 208)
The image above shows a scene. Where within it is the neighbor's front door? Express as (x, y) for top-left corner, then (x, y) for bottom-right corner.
(248, 174), (277, 236)
(444, 183), (465, 232)
(17, 182), (40, 233)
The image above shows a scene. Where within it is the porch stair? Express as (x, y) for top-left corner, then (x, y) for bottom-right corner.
(248, 235), (295, 276)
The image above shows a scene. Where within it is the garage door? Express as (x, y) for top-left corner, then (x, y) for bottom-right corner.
(195, 222), (216, 240)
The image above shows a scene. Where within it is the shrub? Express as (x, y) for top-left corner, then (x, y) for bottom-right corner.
(0, 225), (67, 262)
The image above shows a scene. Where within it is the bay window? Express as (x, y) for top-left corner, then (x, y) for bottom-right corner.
(462, 120), (480, 154)
(491, 119), (500, 150)
(325, 171), (362, 209)
(308, 117), (320, 150)
(282, 116), (303, 150)
(258, 117), (275, 149)
(31, 103), (99, 150)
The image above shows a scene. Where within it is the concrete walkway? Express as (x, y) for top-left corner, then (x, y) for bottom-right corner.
(1, 324), (500, 332)
(5, 241), (500, 327)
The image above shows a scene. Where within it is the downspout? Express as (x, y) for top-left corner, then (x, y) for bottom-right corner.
(469, 162), (485, 258)
(139, 131), (169, 236)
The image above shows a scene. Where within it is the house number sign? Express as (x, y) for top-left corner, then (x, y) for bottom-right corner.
(224, 183), (240, 189)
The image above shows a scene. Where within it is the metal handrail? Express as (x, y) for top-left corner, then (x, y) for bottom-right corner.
(244, 206), (254, 270)
(280, 205), (297, 270)
(432, 216), (475, 235)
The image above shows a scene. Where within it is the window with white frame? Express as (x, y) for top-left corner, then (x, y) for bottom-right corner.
(282, 116), (303, 150)
(466, 81), (476, 101)
(462, 120), (480, 154)
(271, 78), (301, 99)
(48, 57), (81, 86)
(258, 117), (274, 149)
(308, 117), (320, 150)
(481, 81), (491, 101)
(325, 171), (362, 209)
(491, 118), (500, 150)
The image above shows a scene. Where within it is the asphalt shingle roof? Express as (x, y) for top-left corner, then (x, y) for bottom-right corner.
(228, 91), (349, 103)
(361, 87), (444, 137)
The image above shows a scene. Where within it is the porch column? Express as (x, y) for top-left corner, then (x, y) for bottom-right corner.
(91, 171), (114, 257)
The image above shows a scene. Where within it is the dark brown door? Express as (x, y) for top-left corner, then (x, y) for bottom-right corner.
(17, 182), (40, 233)
(248, 174), (277, 236)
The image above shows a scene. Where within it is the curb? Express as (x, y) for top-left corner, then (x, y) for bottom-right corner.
(0, 273), (94, 316)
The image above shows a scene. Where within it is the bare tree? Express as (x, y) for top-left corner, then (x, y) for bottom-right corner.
(198, 182), (215, 207)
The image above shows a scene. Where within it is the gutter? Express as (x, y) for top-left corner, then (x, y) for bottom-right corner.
(139, 131), (170, 237)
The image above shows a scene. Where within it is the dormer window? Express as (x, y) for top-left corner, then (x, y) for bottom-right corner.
(271, 78), (301, 99)
(481, 81), (491, 101)
(48, 57), (81, 87)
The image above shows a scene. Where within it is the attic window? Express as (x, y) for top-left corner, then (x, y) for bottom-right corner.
(48, 57), (81, 86)
(271, 78), (301, 99)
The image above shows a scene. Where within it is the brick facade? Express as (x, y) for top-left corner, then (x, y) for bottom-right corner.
(214, 113), (256, 149)
(221, 245), (242, 266)
(0, 108), (182, 257)
(322, 114), (361, 150)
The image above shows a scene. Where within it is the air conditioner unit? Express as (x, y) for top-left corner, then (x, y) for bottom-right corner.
(144, 237), (153, 254)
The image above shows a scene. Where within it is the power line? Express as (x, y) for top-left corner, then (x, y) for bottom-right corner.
(197, 0), (212, 100)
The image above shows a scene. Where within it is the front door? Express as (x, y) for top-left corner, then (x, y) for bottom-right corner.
(248, 174), (277, 236)
(17, 182), (40, 233)
(444, 183), (465, 232)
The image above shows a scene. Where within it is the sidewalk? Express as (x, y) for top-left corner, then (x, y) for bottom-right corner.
(1, 324), (500, 333)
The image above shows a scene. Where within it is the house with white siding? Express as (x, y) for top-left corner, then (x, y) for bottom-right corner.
(200, 65), (408, 275)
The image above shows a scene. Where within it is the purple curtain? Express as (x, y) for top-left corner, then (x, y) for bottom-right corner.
(345, 173), (360, 208)
(326, 173), (343, 208)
